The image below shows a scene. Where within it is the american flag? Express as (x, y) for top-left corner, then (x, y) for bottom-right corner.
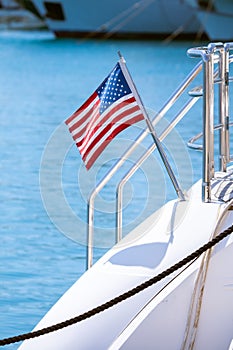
(65, 62), (144, 170)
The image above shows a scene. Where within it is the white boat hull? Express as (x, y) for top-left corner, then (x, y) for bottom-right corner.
(18, 180), (233, 349)
(30, 0), (201, 38)
(185, 0), (233, 40)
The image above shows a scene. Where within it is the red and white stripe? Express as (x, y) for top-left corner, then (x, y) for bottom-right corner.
(65, 92), (144, 169)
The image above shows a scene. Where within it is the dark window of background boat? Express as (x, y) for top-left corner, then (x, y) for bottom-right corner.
(198, 0), (215, 11)
(44, 1), (65, 20)
(15, 0), (44, 20)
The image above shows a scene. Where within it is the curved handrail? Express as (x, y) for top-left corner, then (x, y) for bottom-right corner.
(87, 60), (202, 269)
(187, 122), (233, 150)
(116, 96), (200, 241)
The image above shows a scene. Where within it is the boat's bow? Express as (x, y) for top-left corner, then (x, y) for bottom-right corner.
(17, 42), (233, 349)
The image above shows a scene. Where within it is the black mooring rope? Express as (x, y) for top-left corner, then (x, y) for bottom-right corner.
(0, 223), (233, 346)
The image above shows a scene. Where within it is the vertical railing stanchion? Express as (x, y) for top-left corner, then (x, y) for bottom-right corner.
(188, 45), (218, 202)
(203, 49), (215, 202)
(224, 43), (233, 164)
(219, 46), (227, 171)
(87, 202), (94, 270)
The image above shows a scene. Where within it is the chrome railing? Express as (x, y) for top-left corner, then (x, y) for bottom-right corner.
(188, 43), (233, 202)
(187, 122), (233, 153)
(86, 43), (233, 268)
(87, 60), (202, 269)
(116, 97), (200, 241)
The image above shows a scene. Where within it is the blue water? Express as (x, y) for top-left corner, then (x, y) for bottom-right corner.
(0, 30), (206, 349)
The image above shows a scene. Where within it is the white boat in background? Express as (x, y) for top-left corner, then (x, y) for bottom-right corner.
(0, 0), (45, 30)
(24, 0), (202, 39)
(3, 42), (231, 349)
(185, 0), (233, 41)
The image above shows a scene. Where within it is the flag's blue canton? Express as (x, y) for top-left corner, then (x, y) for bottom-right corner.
(97, 63), (131, 114)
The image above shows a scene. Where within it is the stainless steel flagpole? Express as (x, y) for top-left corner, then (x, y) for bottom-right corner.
(118, 52), (185, 201)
